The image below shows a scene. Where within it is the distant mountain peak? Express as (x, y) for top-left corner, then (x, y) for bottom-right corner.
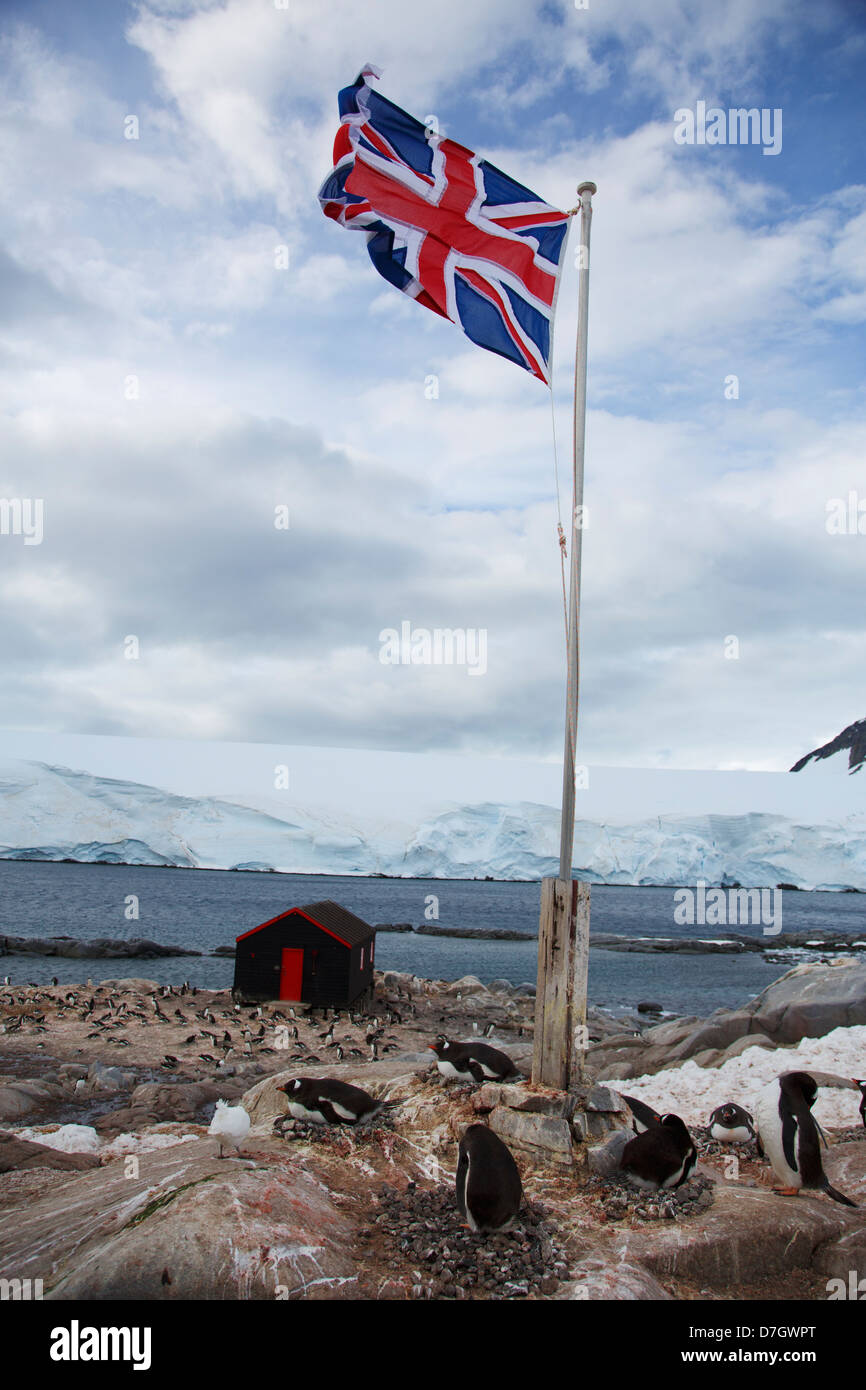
(791, 718), (866, 775)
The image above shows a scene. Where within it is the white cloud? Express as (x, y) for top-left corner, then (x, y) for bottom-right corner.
(0, 0), (863, 771)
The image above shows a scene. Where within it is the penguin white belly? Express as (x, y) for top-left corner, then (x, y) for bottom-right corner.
(753, 1084), (800, 1187)
(710, 1124), (752, 1143)
(628, 1172), (662, 1191)
(287, 1100), (326, 1124)
(462, 1150), (479, 1229)
(437, 1060), (466, 1080)
(660, 1152), (694, 1189)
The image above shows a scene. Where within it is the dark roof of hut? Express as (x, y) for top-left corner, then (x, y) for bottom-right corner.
(236, 898), (375, 947)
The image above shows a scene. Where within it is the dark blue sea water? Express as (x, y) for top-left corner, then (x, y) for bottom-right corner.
(1, 861), (864, 1016)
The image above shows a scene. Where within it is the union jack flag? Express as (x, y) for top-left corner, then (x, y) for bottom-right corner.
(318, 66), (570, 385)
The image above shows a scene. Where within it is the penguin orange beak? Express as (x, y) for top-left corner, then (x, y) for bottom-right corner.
(427, 1045), (437, 1051)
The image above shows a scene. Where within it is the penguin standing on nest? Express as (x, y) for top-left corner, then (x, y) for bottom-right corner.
(619, 1113), (697, 1191)
(854, 1079), (866, 1130)
(752, 1071), (857, 1207)
(428, 1035), (518, 1083)
(456, 1125), (523, 1233)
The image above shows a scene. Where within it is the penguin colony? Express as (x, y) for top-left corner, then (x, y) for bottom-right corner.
(2, 980), (861, 1276)
(271, 1033), (527, 1233)
(211, 1017), (862, 1237)
(269, 1032), (861, 1250)
(621, 1071), (861, 1206)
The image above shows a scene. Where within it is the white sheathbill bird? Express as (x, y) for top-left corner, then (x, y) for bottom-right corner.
(208, 1099), (251, 1158)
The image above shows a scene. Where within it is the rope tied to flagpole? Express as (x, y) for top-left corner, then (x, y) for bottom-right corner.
(549, 387), (571, 643)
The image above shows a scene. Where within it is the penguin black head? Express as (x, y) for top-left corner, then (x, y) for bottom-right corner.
(659, 1114), (694, 1148)
(781, 1071), (819, 1108)
(713, 1103), (754, 1129)
(278, 1079), (303, 1095)
(661, 1114), (688, 1130)
(429, 1035), (450, 1056)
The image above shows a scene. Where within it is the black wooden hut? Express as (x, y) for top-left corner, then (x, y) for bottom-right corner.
(232, 899), (376, 1007)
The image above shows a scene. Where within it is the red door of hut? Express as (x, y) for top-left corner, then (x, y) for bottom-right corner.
(279, 948), (304, 1001)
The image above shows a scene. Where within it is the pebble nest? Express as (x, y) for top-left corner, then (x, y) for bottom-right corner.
(363, 1181), (570, 1300)
(587, 1170), (715, 1222)
(272, 1111), (399, 1152)
(692, 1125), (760, 1161)
(828, 1125), (866, 1145)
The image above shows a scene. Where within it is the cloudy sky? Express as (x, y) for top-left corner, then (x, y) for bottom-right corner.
(1, 0), (865, 784)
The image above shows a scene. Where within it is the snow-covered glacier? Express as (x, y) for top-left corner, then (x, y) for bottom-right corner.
(0, 761), (392, 875)
(1, 759), (865, 889)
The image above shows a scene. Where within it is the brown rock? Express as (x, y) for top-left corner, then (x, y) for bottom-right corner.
(640, 1016), (700, 1047)
(751, 960), (866, 1043)
(558, 1259), (673, 1300)
(713, 1033), (778, 1065)
(692, 1049), (723, 1068)
(0, 1081), (66, 1123)
(663, 1010), (758, 1062)
(488, 1108), (574, 1165)
(0, 1137), (362, 1300)
(612, 1179), (863, 1289)
(813, 1228), (866, 1284)
(0, 1130), (101, 1173)
(495, 1083), (569, 1115)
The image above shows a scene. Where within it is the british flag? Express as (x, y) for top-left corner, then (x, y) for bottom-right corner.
(318, 66), (570, 385)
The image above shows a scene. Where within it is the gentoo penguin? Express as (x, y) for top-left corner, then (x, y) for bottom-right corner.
(207, 1100), (251, 1158)
(428, 1035), (518, 1083)
(456, 1125), (523, 1233)
(753, 1071), (857, 1207)
(708, 1102), (756, 1143)
(619, 1113), (697, 1191)
(278, 1077), (381, 1126)
(854, 1079), (866, 1129)
(620, 1095), (663, 1134)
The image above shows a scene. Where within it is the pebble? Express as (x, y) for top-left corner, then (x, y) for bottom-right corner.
(587, 1170), (715, 1222)
(272, 1113), (397, 1148)
(371, 1182), (570, 1299)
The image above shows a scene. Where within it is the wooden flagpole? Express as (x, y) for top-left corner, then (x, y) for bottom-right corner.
(533, 181), (596, 1092)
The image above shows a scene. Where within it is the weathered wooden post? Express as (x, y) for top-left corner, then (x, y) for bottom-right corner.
(533, 878), (591, 1088)
(532, 182), (596, 1092)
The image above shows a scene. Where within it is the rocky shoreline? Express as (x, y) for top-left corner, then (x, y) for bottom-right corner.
(6, 925), (865, 960)
(0, 935), (201, 959)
